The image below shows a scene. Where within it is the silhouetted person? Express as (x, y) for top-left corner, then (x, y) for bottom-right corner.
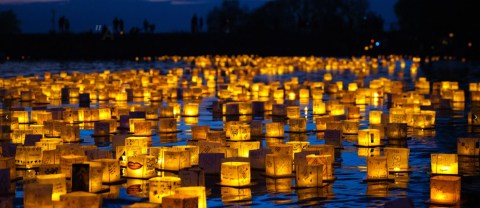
(191, 14), (198, 33)
(143, 19), (149, 33)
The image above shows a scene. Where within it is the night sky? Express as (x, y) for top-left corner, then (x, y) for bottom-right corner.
(0, 0), (398, 33)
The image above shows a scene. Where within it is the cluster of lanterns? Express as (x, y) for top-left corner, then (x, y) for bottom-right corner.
(0, 55), (478, 207)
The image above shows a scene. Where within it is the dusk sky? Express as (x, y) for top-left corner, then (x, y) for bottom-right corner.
(0, 0), (398, 33)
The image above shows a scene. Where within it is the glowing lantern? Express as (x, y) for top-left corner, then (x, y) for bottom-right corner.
(369, 110), (382, 125)
(60, 155), (87, 178)
(172, 145), (199, 165)
(430, 176), (461, 205)
(24, 183), (53, 208)
(36, 173), (67, 201)
(285, 141), (310, 155)
(367, 156), (388, 179)
(265, 154), (292, 177)
(98, 108), (111, 120)
(312, 100), (326, 115)
(457, 137), (480, 156)
(286, 106), (300, 119)
(61, 125), (80, 143)
(452, 90), (465, 102)
(13, 111), (29, 123)
(272, 104), (286, 117)
(288, 118), (306, 132)
(384, 147), (410, 172)
(175, 187), (207, 208)
(314, 116), (333, 131)
(228, 123), (251, 141)
(305, 154), (334, 181)
(389, 108), (407, 123)
(191, 125), (209, 140)
(130, 119), (151, 136)
(59, 191), (102, 208)
(183, 103), (199, 117)
(93, 122), (110, 136)
(163, 149), (190, 171)
(148, 176), (181, 203)
(162, 194), (198, 208)
(126, 155), (157, 178)
(357, 129), (381, 146)
(159, 118), (178, 133)
(71, 162), (103, 193)
(93, 158), (121, 183)
(227, 141), (260, 157)
(15, 146), (43, 168)
(295, 157), (323, 188)
(431, 154), (458, 175)
(221, 161), (251, 186)
(386, 123), (408, 139)
(265, 122), (284, 137)
(342, 120), (359, 134)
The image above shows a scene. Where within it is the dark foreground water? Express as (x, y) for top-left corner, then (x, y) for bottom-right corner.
(1, 58), (480, 208)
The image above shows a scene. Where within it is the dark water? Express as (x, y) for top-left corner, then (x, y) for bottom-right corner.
(1, 58), (480, 208)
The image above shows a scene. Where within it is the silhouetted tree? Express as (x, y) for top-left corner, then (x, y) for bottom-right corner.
(0, 10), (21, 34)
(143, 19), (149, 33)
(199, 17), (204, 32)
(58, 16), (65, 32)
(191, 14), (198, 33)
(149, 24), (155, 33)
(113, 17), (119, 32)
(119, 19), (124, 32)
(207, 0), (248, 33)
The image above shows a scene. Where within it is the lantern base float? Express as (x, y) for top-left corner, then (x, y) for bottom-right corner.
(291, 182), (330, 189)
(362, 177), (395, 183)
(44, 134), (62, 138)
(353, 144), (385, 148)
(285, 130), (311, 134)
(156, 129), (183, 134)
(322, 176), (338, 182)
(102, 178), (127, 185)
(260, 173), (296, 179)
(388, 168), (412, 173)
(424, 200), (461, 207)
(216, 181), (258, 188)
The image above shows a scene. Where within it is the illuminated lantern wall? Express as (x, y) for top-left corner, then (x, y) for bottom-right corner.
(457, 137), (480, 156)
(163, 149), (190, 171)
(162, 194), (198, 208)
(126, 155), (157, 178)
(342, 120), (359, 134)
(24, 183), (53, 208)
(0, 157), (16, 181)
(286, 106), (300, 119)
(175, 187), (207, 208)
(431, 154), (458, 175)
(265, 154), (292, 177)
(386, 123), (408, 139)
(58, 191), (102, 208)
(159, 118), (178, 133)
(93, 158), (121, 183)
(369, 110), (382, 125)
(148, 176), (181, 203)
(183, 103), (199, 116)
(357, 129), (381, 146)
(367, 156), (388, 179)
(227, 141), (260, 157)
(228, 123), (251, 141)
(315, 116), (333, 131)
(221, 161), (251, 186)
(430, 176), (461, 205)
(288, 118), (307, 132)
(306, 154), (334, 180)
(36, 173), (67, 201)
(265, 122), (284, 137)
(15, 146), (43, 168)
(61, 125), (80, 143)
(312, 100), (326, 115)
(60, 155), (87, 178)
(384, 147), (410, 172)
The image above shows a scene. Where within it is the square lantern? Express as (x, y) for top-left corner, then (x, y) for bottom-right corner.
(15, 146), (43, 168)
(148, 176), (182, 203)
(175, 187), (207, 208)
(159, 118), (178, 133)
(162, 194), (198, 208)
(431, 154), (458, 175)
(342, 120), (359, 135)
(326, 121), (342, 131)
(272, 104), (286, 117)
(285, 141), (310, 155)
(249, 149), (272, 170)
(228, 123), (251, 141)
(93, 158), (121, 183)
(265, 154), (292, 177)
(24, 183), (53, 208)
(305, 154), (334, 181)
(207, 130), (226, 144)
(347, 106), (360, 119)
(199, 153), (224, 174)
(130, 119), (151, 136)
(265, 122), (284, 137)
(36, 173), (67, 201)
(13, 111), (29, 123)
(312, 100), (326, 115)
(369, 110), (382, 125)
(93, 122), (110, 136)
(227, 141), (260, 157)
(221, 161), (251, 186)
(172, 145), (199, 166)
(286, 106), (300, 119)
(386, 123), (408, 139)
(163, 149), (190, 171)
(430, 176), (461, 205)
(357, 129), (381, 147)
(389, 108), (407, 123)
(60, 155), (87, 178)
(270, 144), (293, 158)
(324, 130), (342, 148)
(183, 103), (199, 117)
(314, 116), (333, 131)
(384, 147), (410, 172)
(295, 153), (324, 188)
(126, 155), (157, 179)
(288, 118), (306, 132)
(330, 104), (345, 116)
(191, 125), (209, 140)
(61, 125), (80, 143)
(367, 156), (388, 180)
(457, 137), (480, 156)
(58, 191), (102, 208)
(71, 162), (103, 193)
(0, 157), (16, 181)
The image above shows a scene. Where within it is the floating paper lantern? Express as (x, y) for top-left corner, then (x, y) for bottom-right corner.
(173, 145), (199, 166)
(0, 157), (16, 181)
(386, 123), (408, 139)
(191, 125), (209, 140)
(265, 154), (292, 177)
(60, 155), (87, 178)
(314, 116), (333, 131)
(93, 158), (121, 183)
(15, 146), (43, 168)
(389, 108), (407, 123)
(430, 176), (461, 205)
(221, 161), (251, 186)
(71, 162), (103, 193)
(265, 122), (284, 137)
(175, 187), (207, 208)
(162, 194), (198, 208)
(367, 156), (388, 179)
(183, 103), (199, 117)
(163, 149), (190, 171)
(342, 120), (359, 134)
(452, 90), (465, 102)
(24, 183), (53, 208)
(431, 154), (458, 175)
(13, 111), (29, 123)
(93, 122), (110, 136)
(59, 191), (102, 208)
(159, 118), (178, 133)
(228, 123), (250, 141)
(148, 176), (181, 203)
(285, 141), (310, 155)
(384, 147), (410, 172)
(127, 155), (157, 178)
(272, 104), (286, 117)
(288, 118), (306, 132)
(312, 100), (326, 115)
(457, 137), (480, 156)
(36, 173), (67, 201)
(130, 119), (151, 135)
(227, 141), (260, 157)
(369, 110), (382, 125)
(295, 154), (323, 188)
(358, 129), (381, 147)
(305, 154), (334, 180)
(61, 125), (80, 143)
(286, 106), (300, 119)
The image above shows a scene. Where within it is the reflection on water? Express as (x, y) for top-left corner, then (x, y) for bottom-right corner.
(3, 58), (480, 208)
